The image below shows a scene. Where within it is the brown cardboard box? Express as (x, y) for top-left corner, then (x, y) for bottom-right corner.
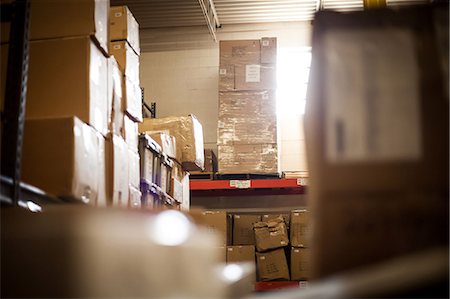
(110, 6), (140, 55)
(290, 247), (309, 280)
(234, 64), (276, 91)
(22, 117), (99, 203)
(28, 0), (109, 53)
(261, 37), (277, 64)
(233, 214), (261, 245)
(109, 40), (139, 83)
(128, 148), (140, 189)
(305, 8), (449, 279)
(256, 249), (290, 281)
(290, 210), (309, 247)
(262, 214), (291, 228)
(147, 131), (177, 160)
(105, 134), (129, 207)
(139, 115), (204, 170)
(107, 56), (124, 136)
(218, 91), (277, 145)
(169, 177), (183, 203)
(189, 210), (228, 247)
(219, 40), (260, 66)
(124, 114), (138, 152)
(227, 213), (233, 245)
(218, 144), (278, 174)
(226, 246), (255, 263)
(123, 75), (143, 122)
(254, 216), (289, 252)
(26, 36), (108, 135)
(218, 64), (235, 92)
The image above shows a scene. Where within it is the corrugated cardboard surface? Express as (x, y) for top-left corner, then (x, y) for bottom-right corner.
(290, 210), (309, 247)
(26, 36), (108, 135)
(256, 249), (290, 281)
(254, 216), (289, 252)
(29, 0), (109, 54)
(233, 214), (261, 245)
(219, 40), (261, 66)
(110, 5), (140, 55)
(124, 114), (138, 152)
(139, 115), (204, 170)
(107, 56), (124, 136)
(290, 247), (309, 280)
(109, 40), (139, 83)
(218, 91), (277, 145)
(189, 210), (228, 247)
(262, 214), (290, 228)
(105, 134), (129, 207)
(22, 117), (99, 203)
(129, 185), (142, 209)
(305, 8), (449, 279)
(147, 132), (177, 160)
(234, 64), (276, 91)
(123, 75), (143, 122)
(261, 37), (277, 64)
(226, 245), (255, 263)
(218, 144), (278, 174)
(128, 149), (140, 189)
(96, 133), (107, 207)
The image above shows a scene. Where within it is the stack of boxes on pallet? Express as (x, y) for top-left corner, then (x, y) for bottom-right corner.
(138, 115), (204, 210)
(190, 209), (310, 282)
(0, 2), (144, 208)
(218, 38), (278, 174)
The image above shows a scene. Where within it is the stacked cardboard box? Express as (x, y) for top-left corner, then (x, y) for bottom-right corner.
(290, 210), (309, 280)
(7, 2), (144, 208)
(109, 5), (143, 207)
(218, 38), (278, 174)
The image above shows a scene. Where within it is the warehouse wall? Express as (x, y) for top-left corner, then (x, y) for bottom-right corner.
(140, 21), (312, 172)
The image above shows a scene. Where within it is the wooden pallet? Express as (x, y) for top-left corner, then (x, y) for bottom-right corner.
(189, 172), (215, 180)
(283, 171), (309, 179)
(216, 173), (281, 180)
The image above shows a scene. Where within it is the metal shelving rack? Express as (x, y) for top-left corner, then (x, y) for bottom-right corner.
(1, 0), (62, 208)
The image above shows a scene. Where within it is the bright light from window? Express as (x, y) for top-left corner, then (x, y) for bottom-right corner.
(277, 47), (312, 116)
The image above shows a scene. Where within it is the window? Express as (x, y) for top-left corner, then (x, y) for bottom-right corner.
(276, 47), (312, 116)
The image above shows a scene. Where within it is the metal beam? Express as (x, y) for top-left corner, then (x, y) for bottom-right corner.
(197, 0), (220, 42)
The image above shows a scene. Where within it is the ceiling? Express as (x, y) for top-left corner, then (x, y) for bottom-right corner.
(111, 0), (429, 29)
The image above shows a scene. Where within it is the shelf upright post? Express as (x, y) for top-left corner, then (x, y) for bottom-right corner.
(1, 0), (31, 205)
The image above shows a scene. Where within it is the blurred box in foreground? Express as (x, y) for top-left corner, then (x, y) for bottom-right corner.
(305, 5), (449, 279)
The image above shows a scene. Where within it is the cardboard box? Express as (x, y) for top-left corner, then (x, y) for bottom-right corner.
(290, 247), (309, 280)
(218, 91), (277, 145)
(22, 117), (99, 203)
(26, 36), (108, 135)
(124, 114), (138, 152)
(109, 40), (139, 83)
(290, 210), (309, 247)
(233, 214), (261, 245)
(139, 115), (204, 170)
(190, 210), (228, 246)
(180, 172), (190, 211)
(219, 40), (261, 66)
(123, 75), (143, 122)
(169, 177), (183, 203)
(128, 148), (140, 189)
(261, 37), (277, 64)
(96, 133), (107, 207)
(107, 56), (124, 136)
(218, 144), (278, 174)
(254, 216), (289, 252)
(146, 131), (177, 160)
(227, 213), (233, 245)
(129, 185), (142, 209)
(226, 246), (255, 264)
(110, 6), (140, 55)
(234, 64), (276, 91)
(305, 8), (449, 279)
(28, 0), (109, 54)
(105, 134), (129, 207)
(263, 214), (291, 228)
(138, 134), (161, 185)
(256, 249), (290, 281)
